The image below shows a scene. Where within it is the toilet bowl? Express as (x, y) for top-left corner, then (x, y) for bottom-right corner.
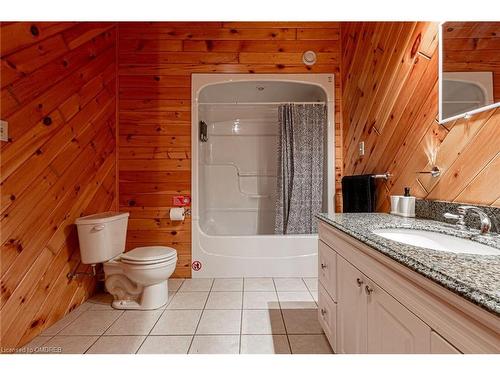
(75, 212), (178, 310)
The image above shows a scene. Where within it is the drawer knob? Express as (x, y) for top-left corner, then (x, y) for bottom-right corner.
(356, 278), (364, 287)
(321, 263), (327, 269)
(320, 308), (327, 316)
(365, 285), (374, 295)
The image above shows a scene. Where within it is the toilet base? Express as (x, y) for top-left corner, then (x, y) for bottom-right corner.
(107, 277), (170, 310)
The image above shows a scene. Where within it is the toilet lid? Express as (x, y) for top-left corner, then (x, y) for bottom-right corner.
(121, 246), (177, 264)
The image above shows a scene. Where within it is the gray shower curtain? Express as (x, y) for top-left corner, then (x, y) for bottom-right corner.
(274, 104), (327, 234)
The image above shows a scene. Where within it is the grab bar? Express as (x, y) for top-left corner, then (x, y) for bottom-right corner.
(238, 172), (277, 178)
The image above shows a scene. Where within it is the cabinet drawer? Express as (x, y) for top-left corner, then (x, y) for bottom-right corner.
(318, 240), (337, 301)
(318, 283), (337, 353)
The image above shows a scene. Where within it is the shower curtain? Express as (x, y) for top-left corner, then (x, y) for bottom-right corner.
(274, 103), (326, 234)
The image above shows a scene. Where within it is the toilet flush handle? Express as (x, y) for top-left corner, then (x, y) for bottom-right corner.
(93, 224), (105, 231)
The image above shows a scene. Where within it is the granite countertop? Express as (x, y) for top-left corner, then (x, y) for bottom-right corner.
(317, 212), (500, 316)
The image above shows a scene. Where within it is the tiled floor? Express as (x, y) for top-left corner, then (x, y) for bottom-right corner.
(22, 277), (332, 354)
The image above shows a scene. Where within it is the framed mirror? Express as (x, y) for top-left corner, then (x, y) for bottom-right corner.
(439, 22), (500, 124)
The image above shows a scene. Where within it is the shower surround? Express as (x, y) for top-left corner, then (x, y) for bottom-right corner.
(191, 74), (335, 277)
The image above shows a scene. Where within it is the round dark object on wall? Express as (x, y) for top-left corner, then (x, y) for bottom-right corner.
(30, 25), (40, 36)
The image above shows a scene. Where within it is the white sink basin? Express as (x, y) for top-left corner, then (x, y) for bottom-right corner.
(371, 228), (500, 255)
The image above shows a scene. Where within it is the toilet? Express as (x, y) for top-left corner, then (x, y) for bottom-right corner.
(75, 212), (177, 310)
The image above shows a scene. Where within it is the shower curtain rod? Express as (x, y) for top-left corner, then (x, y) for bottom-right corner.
(198, 101), (326, 105)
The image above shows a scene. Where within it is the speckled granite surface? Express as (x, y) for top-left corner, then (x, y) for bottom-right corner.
(317, 212), (500, 316)
(415, 199), (500, 233)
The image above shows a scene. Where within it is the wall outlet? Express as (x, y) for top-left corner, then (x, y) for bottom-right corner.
(0, 120), (8, 142)
(359, 141), (365, 157)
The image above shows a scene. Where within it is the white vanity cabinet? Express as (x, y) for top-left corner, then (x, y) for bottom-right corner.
(318, 221), (500, 354)
(335, 255), (430, 354)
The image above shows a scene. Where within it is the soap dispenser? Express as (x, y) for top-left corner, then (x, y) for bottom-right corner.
(399, 187), (415, 217)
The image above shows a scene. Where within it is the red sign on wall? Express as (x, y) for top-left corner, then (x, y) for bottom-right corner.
(173, 195), (191, 207)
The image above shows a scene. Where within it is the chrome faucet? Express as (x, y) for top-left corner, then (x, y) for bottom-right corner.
(444, 205), (492, 234)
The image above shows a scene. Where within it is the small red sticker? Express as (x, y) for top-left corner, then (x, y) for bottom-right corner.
(173, 195), (191, 207)
(192, 261), (202, 271)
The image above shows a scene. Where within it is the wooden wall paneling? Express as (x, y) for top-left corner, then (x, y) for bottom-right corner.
(118, 22), (342, 278)
(341, 22), (500, 212)
(0, 22), (117, 349)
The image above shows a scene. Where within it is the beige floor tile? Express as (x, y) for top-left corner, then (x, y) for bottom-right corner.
(274, 278), (308, 292)
(40, 303), (92, 336)
(240, 335), (291, 354)
(137, 336), (192, 354)
(243, 291), (280, 309)
(303, 278), (318, 291)
(241, 309), (286, 334)
(59, 310), (123, 335)
(244, 278), (275, 291)
(104, 310), (162, 335)
(168, 278), (185, 292)
(277, 291), (317, 309)
(282, 308), (323, 334)
(212, 278), (243, 291)
(18, 336), (54, 354)
(166, 291), (209, 309)
(151, 310), (202, 335)
(205, 291), (243, 309)
(178, 278), (213, 292)
(196, 309), (241, 334)
(41, 336), (99, 354)
(86, 335), (146, 354)
(189, 335), (240, 354)
(288, 334), (333, 354)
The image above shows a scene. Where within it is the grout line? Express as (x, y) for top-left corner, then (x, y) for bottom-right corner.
(238, 278), (245, 354)
(83, 309), (124, 354)
(303, 278), (319, 306)
(134, 294), (177, 354)
(186, 278), (214, 354)
(272, 278), (292, 354)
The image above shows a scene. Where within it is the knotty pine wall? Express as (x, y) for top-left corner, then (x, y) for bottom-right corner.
(0, 22), (117, 349)
(117, 22), (343, 278)
(442, 22), (500, 102)
(341, 22), (500, 211)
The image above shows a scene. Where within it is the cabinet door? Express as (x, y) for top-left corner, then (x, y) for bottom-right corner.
(318, 283), (337, 352)
(366, 281), (431, 354)
(336, 256), (367, 354)
(431, 331), (462, 354)
(318, 240), (337, 301)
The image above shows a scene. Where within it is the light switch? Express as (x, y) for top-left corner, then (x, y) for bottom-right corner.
(0, 120), (8, 142)
(359, 141), (365, 157)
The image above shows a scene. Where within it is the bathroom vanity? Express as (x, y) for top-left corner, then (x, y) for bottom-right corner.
(317, 213), (500, 354)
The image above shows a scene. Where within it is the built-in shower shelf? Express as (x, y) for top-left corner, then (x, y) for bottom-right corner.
(204, 162), (274, 199)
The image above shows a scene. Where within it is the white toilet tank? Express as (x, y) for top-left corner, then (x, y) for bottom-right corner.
(75, 212), (130, 264)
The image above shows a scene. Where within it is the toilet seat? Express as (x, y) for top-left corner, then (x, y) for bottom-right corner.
(121, 246), (177, 265)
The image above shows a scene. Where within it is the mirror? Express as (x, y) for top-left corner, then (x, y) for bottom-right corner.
(439, 22), (500, 123)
